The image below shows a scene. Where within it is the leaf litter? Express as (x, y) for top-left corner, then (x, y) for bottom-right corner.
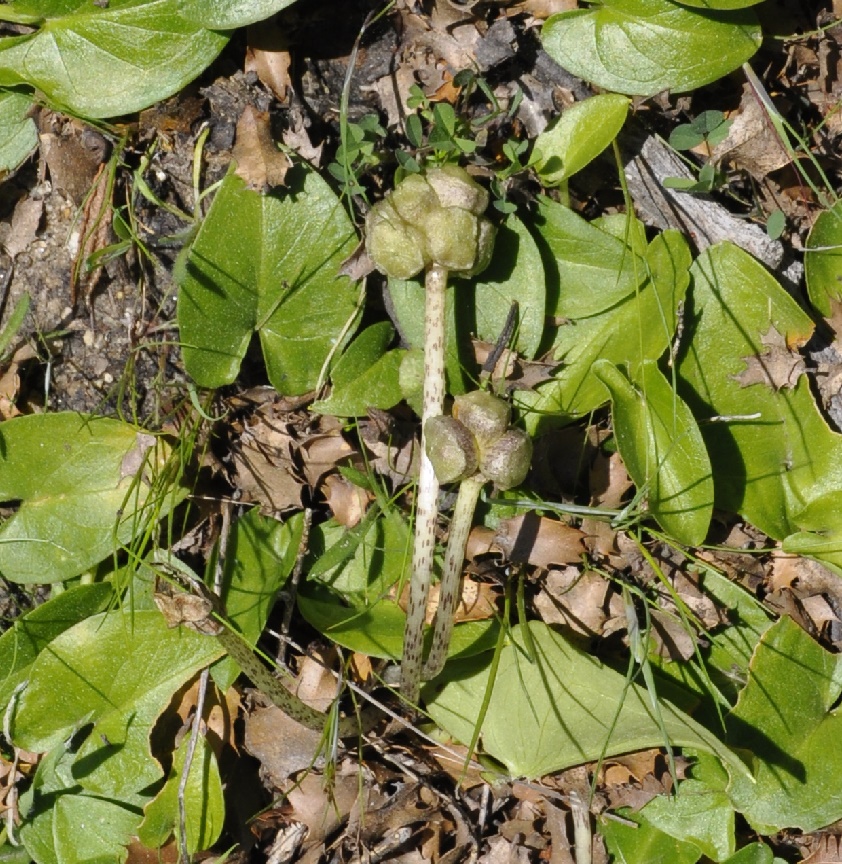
(5, 0), (842, 862)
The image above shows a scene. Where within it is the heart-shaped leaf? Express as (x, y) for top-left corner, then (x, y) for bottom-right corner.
(804, 199), (842, 317)
(0, 1), (227, 118)
(178, 0), (300, 28)
(677, 242), (842, 541)
(541, 0), (761, 96)
(138, 732), (225, 854)
(0, 414), (186, 583)
(177, 168), (361, 394)
(727, 615), (842, 833)
(519, 223), (690, 429)
(311, 322), (405, 417)
(426, 621), (750, 780)
(12, 609), (223, 798)
(0, 583), (114, 714)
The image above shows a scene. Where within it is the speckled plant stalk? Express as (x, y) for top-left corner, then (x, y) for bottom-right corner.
(422, 471), (485, 678)
(156, 573), (378, 737)
(421, 396), (533, 680)
(365, 166), (495, 704)
(401, 262), (447, 702)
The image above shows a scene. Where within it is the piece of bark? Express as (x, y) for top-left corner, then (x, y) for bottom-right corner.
(621, 120), (785, 271)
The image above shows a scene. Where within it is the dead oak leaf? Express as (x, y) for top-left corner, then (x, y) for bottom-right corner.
(233, 105), (291, 191)
(734, 325), (807, 391)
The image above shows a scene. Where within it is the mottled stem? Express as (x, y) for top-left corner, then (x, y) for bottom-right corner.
(423, 472), (485, 679)
(401, 263), (448, 704)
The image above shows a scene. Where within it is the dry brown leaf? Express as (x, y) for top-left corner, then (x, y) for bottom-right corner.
(590, 450), (633, 510)
(245, 22), (292, 102)
(299, 426), (356, 488)
(802, 833), (842, 863)
(70, 160), (113, 307)
(4, 196), (42, 259)
(0, 343), (37, 420)
(533, 567), (611, 637)
(233, 418), (303, 513)
(494, 512), (586, 568)
(233, 105), (291, 191)
(712, 83), (794, 179)
(286, 767), (362, 853)
(244, 701), (325, 786)
(38, 113), (109, 204)
(322, 473), (370, 528)
(735, 325), (807, 391)
(511, 0), (576, 18)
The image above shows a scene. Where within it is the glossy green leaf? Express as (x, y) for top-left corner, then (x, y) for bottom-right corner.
(0, 1), (228, 119)
(178, 0), (299, 28)
(518, 226), (690, 430)
(213, 509), (303, 690)
(674, 0), (765, 7)
(599, 810), (703, 864)
(533, 94), (629, 186)
(726, 616), (842, 833)
(425, 621), (750, 780)
(137, 732), (224, 854)
(804, 198), (842, 317)
(0, 582), (114, 714)
(21, 792), (140, 864)
(677, 242), (842, 541)
(0, 89), (36, 172)
(177, 168), (361, 394)
(386, 213), (546, 381)
(642, 775), (734, 860)
(722, 844), (775, 864)
(593, 360), (713, 546)
(12, 609), (223, 797)
(304, 511), (410, 602)
(0, 414), (186, 583)
(311, 322), (405, 416)
(298, 583), (498, 660)
(533, 197), (646, 318)
(541, 0), (761, 96)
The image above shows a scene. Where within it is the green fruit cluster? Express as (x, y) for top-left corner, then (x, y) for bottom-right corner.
(425, 391), (532, 490)
(366, 166), (495, 279)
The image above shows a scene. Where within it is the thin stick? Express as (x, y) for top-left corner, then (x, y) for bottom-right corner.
(401, 263), (448, 703)
(423, 473), (485, 678)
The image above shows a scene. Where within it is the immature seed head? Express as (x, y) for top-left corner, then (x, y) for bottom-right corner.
(453, 391), (511, 448)
(365, 166), (495, 280)
(425, 415), (479, 484)
(479, 428), (532, 490)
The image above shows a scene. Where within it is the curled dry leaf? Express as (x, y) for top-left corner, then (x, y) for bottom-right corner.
(245, 22), (292, 102)
(322, 472), (371, 528)
(494, 512), (586, 569)
(233, 104), (291, 191)
(712, 82), (794, 180)
(533, 566), (617, 638)
(735, 325), (808, 391)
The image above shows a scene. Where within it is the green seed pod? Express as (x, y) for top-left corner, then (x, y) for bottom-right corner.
(453, 391), (511, 448)
(365, 166), (495, 279)
(365, 199), (426, 280)
(479, 428), (532, 490)
(426, 165), (489, 215)
(425, 415), (479, 484)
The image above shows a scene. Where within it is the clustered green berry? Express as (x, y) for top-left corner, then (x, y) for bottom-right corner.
(366, 166), (496, 280)
(424, 392), (532, 490)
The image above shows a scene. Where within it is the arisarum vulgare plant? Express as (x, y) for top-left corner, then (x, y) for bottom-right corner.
(366, 166), (495, 703)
